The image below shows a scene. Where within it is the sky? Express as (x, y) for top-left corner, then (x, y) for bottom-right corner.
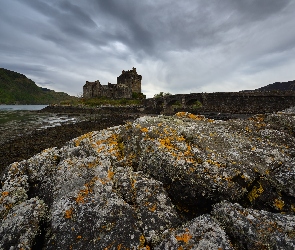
(1, 0), (295, 98)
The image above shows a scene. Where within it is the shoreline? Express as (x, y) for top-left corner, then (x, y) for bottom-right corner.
(0, 113), (139, 174)
(1, 104), (275, 175)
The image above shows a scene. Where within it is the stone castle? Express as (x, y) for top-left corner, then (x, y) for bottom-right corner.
(83, 67), (142, 99)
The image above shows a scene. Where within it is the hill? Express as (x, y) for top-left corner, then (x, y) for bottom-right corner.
(0, 68), (77, 104)
(255, 80), (295, 91)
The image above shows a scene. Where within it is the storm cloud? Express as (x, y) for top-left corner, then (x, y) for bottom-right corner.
(1, 0), (295, 97)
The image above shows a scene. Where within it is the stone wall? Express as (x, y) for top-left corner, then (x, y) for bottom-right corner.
(144, 91), (295, 114)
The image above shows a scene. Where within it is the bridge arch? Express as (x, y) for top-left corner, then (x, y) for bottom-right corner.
(164, 94), (184, 109)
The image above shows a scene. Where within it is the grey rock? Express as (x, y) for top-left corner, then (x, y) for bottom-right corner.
(0, 198), (47, 250)
(155, 214), (234, 250)
(120, 112), (295, 215)
(212, 200), (295, 250)
(1, 111), (295, 249)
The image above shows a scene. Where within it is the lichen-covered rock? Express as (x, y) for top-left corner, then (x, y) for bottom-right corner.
(0, 161), (29, 220)
(155, 214), (234, 249)
(0, 198), (47, 250)
(212, 200), (295, 249)
(119, 112), (295, 215)
(113, 167), (181, 245)
(1, 111), (295, 249)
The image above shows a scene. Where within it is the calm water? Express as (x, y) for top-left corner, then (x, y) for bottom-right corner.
(0, 105), (48, 111)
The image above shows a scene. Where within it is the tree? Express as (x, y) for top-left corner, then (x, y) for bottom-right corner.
(153, 92), (171, 98)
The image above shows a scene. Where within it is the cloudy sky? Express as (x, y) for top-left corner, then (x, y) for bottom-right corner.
(1, 0), (295, 98)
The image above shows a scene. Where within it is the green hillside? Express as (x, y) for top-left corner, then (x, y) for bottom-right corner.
(0, 68), (77, 104)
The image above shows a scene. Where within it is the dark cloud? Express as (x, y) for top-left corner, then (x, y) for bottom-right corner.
(0, 0), (294, 97)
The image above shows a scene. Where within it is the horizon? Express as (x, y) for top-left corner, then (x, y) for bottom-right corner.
(1, 1), (295, 98)
(2, 66), (295, 98)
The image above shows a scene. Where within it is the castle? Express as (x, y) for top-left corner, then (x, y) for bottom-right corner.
(83, 67), (142, 99)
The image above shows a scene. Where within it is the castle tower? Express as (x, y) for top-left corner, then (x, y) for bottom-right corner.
(117, 67), (142, 93)
(83, 80), (101, 98)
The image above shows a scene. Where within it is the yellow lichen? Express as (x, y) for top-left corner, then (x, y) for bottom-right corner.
(274, 198), (285, 210)
(139, 235), (145, 247)
(245, 126), (251, 132)
(248, 182), (264, 202)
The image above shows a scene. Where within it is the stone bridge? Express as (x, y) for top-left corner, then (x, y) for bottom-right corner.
(143, 91), (295, 114)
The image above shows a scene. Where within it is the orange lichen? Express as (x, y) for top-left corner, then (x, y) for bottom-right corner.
(249, 115), (265, 122)
(87, 160), (99, 168)
(75, 176), (98, 204)
(108, 169), (114, 180)
(206, 159), (222, 167)
(159, 138), (173, 150)
(274, 198), (285, 210)
(141, 127), (149, 133)
(77, 235), (82, 239)
(175, 112), (206, 121)
(75, 132), (93, 147)
(148, 204), (157, 212)
(64, 207), (73, 219)
(175, 230), (192, 243)
(1, 191), (9, 198)
(131, 179), (136, 189)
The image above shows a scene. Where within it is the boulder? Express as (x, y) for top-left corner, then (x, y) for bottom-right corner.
(212, 201), (295, 249)
(1, 111), (295, 249)
(155, 214), (234, 249)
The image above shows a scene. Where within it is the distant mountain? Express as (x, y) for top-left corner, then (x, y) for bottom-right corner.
(255, 80), (295, 92)
(0, 68), (77, 104)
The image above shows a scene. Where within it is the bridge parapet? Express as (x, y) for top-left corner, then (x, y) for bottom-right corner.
(143, 91), (295, 114)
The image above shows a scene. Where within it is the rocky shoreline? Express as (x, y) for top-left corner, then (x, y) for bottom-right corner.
(0, 105), (253, 175)
(1, 107), (295, 249)
(0, 112), (140, 175)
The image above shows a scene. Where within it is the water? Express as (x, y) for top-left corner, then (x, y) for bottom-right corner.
(0, 106), (88, 143)
(0, 105), (48, 111)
